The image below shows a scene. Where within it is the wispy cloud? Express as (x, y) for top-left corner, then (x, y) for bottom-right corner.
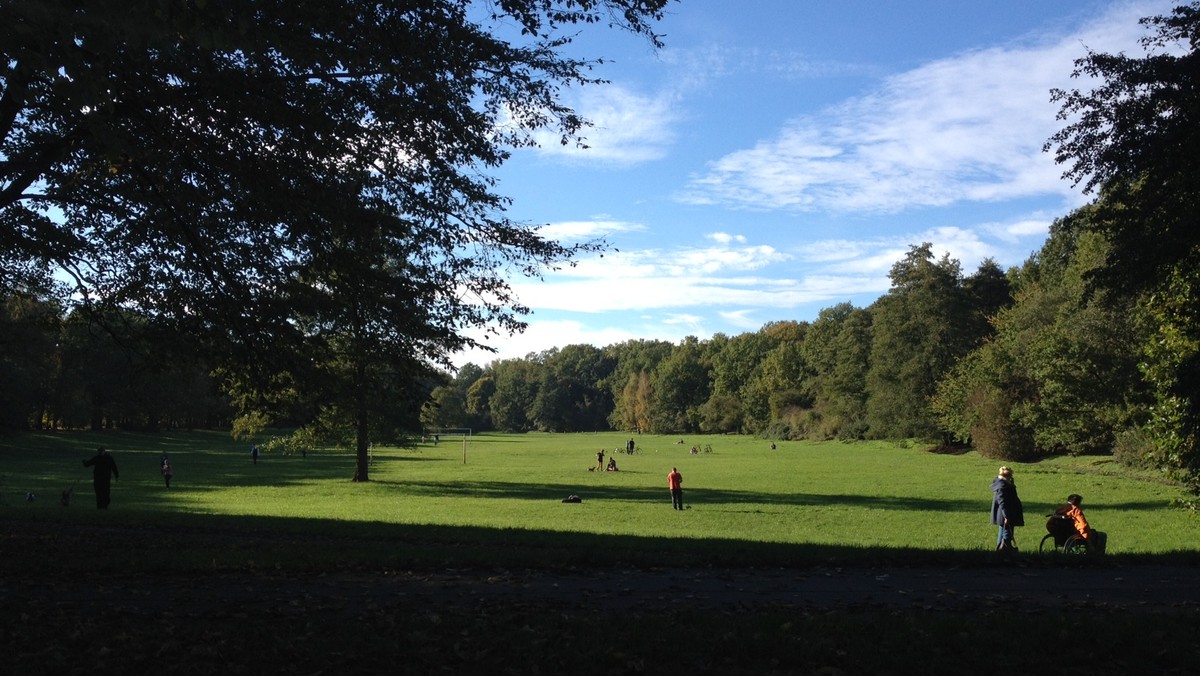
(719, 308), (762, 330)
(674, 3), (1155, 214)
(530, 85), (678, 165)
(537, 218), (646, 241)
(519, 218), (1047, 317)
(454, 319), (645, 366)
(802, 222), (1041, 277)
(658, 43), (878, 90)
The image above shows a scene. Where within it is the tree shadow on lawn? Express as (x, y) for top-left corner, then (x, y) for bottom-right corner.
(377, 479), (994, 514)
(8, 508), (1199, 574)
(10, 443), (445, 500)
(0, 509), (1017, 571)
(375, 479), (1186, 516)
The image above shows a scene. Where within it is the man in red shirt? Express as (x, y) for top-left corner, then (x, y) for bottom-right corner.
(668, 467), (683, 510)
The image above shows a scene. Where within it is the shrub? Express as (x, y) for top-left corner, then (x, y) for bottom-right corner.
(1113, 426), (1156, 469)
(969, 386), (1038, 461)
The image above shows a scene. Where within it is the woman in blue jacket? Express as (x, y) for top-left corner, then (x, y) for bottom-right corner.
(990, 465), (1024, 551)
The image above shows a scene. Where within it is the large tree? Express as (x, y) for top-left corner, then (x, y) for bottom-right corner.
(1, 0), (670, 479)
(649, 336), (710, 434)
(530, 344), (614, 432)
(802, 303), (871, 440)
(933, 210), (1147, 460)
(865, 244), (975, 440)
(1046, 3), (1200, 489)
(487, 358), (541, 432)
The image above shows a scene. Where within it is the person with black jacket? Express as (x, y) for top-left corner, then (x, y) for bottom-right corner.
(82, 447), (119, 509)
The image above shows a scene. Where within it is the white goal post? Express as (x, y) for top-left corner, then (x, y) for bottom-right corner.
(423, 427), (472, 463)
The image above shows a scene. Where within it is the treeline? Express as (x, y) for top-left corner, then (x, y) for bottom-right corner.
(426, 239), (999, 441)
(0, 300), (234, 432)
(0, 201), (1180, 477)
(423, 207), (1158, 468)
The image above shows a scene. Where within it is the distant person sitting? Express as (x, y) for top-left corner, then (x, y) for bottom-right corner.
(1055, 494), (1107, 554)
(606, 457), (619, 472)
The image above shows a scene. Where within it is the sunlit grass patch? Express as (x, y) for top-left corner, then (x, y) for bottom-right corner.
(2, 430), (1195, 561)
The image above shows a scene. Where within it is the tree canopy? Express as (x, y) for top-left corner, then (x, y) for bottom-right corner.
(1, 0), (670, 478)
(1047, 2), (1200, 491)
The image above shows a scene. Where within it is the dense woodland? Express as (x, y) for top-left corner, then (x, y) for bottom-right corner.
(2, 2), (1197, 492)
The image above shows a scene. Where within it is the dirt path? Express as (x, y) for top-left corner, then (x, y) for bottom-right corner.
(9, 562), (1199, 615)
(3, 518), (1197, 614)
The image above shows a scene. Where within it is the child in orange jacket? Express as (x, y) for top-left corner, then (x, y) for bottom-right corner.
(1054, 494), (1107, 554)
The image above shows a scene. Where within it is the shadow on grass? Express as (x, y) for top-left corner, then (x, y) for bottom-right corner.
(371, 479), (1183, 516)
(5, 508), (1200, 576)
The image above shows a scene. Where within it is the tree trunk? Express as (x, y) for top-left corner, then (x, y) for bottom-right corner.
(353, 413), (370, 482)
(352, 371), (370, 482)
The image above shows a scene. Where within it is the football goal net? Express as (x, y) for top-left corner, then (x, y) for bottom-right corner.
(423, 427), (472, 463)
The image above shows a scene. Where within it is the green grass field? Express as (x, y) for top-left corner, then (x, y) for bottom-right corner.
(4, 430), (1199, 674)
(2, 429), (1194, 562)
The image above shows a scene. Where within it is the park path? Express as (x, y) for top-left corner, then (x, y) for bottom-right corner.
(9, 562), (1200, 615)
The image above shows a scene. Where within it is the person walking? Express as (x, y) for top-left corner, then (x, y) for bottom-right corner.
(990, 465), (1024, 552)
(161, 457), (173, 488)
(82, 447), (119, 509)
(668, 467), (684, 510)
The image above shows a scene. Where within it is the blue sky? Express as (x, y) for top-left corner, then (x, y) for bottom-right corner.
(453, 0), (1177, 367)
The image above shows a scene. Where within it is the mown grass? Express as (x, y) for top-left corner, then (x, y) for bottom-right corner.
(3, 430), (1200, 675)
(2, 429), (1194, 564)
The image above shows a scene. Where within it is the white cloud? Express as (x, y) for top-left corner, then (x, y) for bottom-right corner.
(707, 232), (747, 245)
(662, 313), (705, 330)
(675, 3), (1159, 214)
(719, 309), (762, 330)
(537, 218), (646, 241)
(507, 216), (1044, 317)
(982, 215), (1054, 242)
(659, 43), (880, 89)
(453, 319), (641, 367)
(531, 85), (678, 165)
(511, 265), (885, 314)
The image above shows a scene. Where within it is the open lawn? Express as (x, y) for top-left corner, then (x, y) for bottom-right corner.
(3, 430), (1199, 675)
(2, 430), (1194, 560)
